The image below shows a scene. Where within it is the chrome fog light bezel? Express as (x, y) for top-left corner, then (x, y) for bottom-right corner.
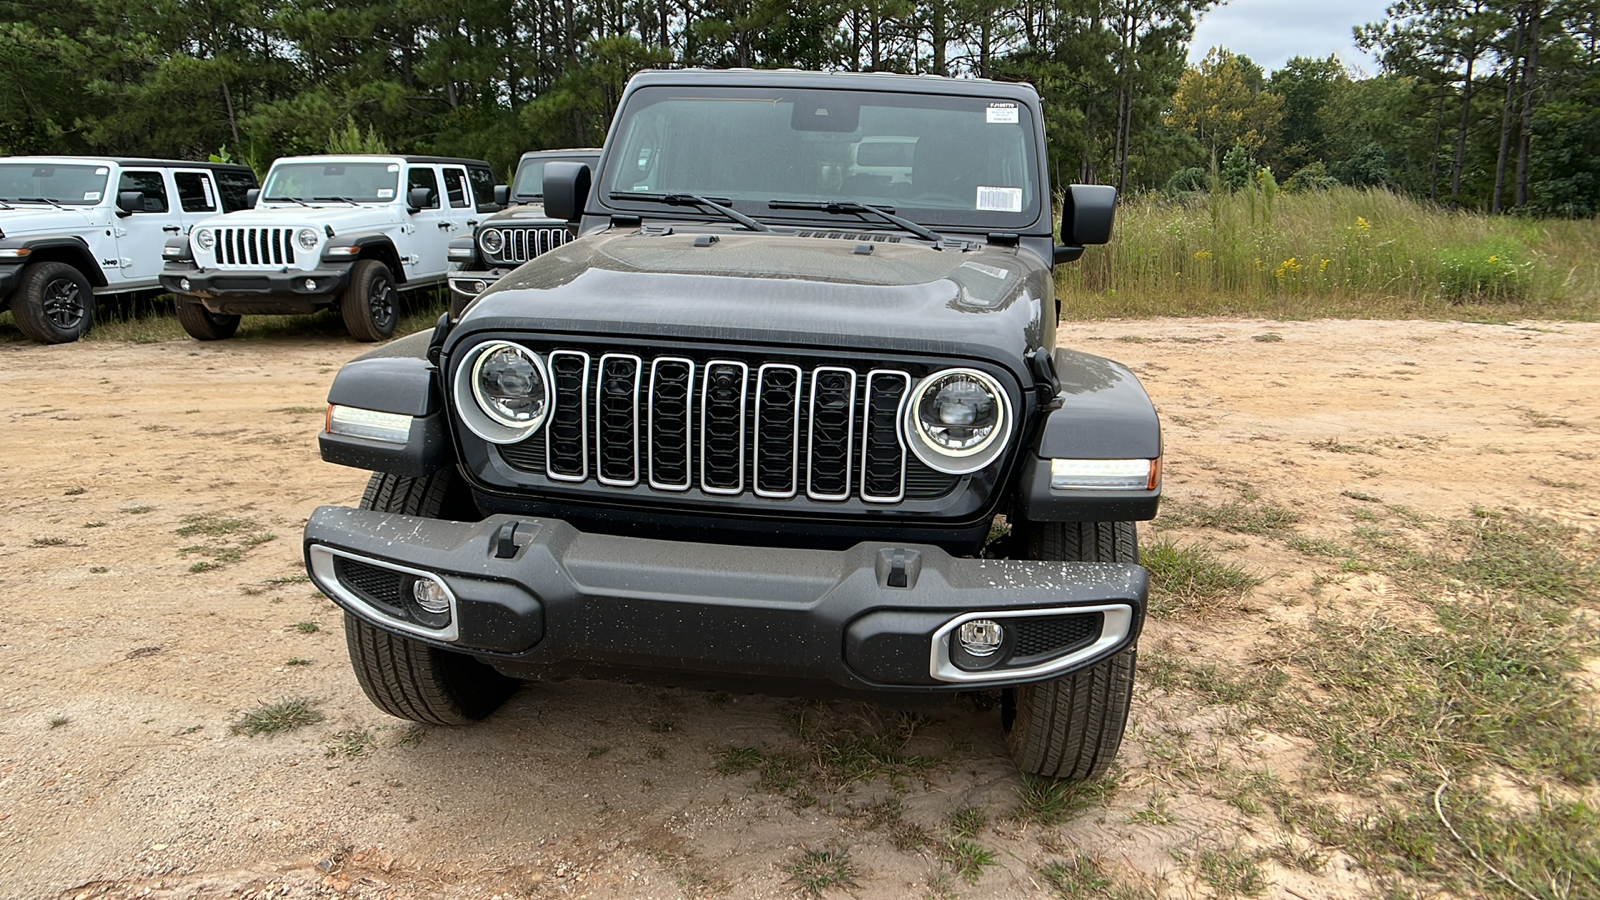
(929, 604), (1134, 684)
(307, 545), (460, 642)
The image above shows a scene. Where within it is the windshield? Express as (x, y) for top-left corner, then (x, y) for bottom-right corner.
(512, 155), (598, 199)
(261, 162), (399, 203)
(0, 163), (111, 206)
(600, 86), (1042, 230)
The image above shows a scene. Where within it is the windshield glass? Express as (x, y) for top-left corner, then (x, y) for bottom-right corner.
(0, 163), (111, 206)
(600, 86), (1041, 230)
(261, 162), (399, 203)
(512, 155), (597, 199)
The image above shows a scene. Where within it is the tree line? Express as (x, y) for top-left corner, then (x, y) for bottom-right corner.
(1, 0), (1594, 216)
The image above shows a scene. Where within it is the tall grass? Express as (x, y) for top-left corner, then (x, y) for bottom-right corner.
(1060, 186), (1600, 321)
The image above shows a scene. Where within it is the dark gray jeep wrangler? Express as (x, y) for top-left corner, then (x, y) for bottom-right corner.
(304, 69), (1161, 781)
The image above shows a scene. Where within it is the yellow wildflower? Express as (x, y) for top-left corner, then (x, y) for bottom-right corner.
(1488, 255), (1500, 264)
(1193, 250), (1213, 261)
(1319, 258), (1330, 273)
(1273, 258), (1303, 280)
(1356, 216), (1371, 231)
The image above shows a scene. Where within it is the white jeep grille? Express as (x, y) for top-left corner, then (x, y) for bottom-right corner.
(215, 227), (297, 268)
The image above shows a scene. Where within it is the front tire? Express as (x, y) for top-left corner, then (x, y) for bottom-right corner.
(174, 296), (241, 341)
(1003, 521), (1139, 780)
(12, 261), (94, 344)
(343, 470), (517, 724)
(339, 259), (398, 342)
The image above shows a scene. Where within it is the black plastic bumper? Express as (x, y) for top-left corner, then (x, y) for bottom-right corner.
(303, 506), (1147, 694)
(160, 263), (350, 314)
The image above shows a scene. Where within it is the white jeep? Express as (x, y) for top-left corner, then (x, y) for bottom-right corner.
(0, 156), (257, 343)
(161, 154), (497, 341)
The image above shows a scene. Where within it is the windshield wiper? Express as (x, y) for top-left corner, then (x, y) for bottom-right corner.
(312, 196), (363, 205)
(264, 196), (311, 207)
(609, 192), (770, 233)
(0, 198), (14, 209)
(16, 196), (68, 210)
(768, 199), (944, 244)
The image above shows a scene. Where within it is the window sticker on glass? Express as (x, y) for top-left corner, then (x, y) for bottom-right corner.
(975, 186), (1023, 212)
(377, 188), (395, 198)
(95, 167), (109, 175)
(386, 164), (400, 172)
(84, 191), (102, 201)
(986, 103), (1019, 124)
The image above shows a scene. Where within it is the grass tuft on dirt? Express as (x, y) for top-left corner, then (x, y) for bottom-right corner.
(1142, 538), (1262, 617)
(232, 698), (324, 737)
(784, 847), (858, 898)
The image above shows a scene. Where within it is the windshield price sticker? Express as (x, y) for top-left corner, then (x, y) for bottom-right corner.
(976, 185), (1023, 213)
(84, 191), (101, 201)
(377, 188), (394, 198)
(986, 103), (1019, 124)
(94, 167), (109, 175)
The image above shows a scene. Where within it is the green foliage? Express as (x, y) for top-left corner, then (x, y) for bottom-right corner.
(1437, 237), (1535, 302)
(326, 117), (389, 155)
(1221, 144), (1256, 190)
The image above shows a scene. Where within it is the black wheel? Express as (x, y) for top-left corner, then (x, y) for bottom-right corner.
(12, 261), (94, 344)
(342, 470), (518, 724)
(340, 259), (398, 342)
(1003, 521), (1139, 780)
(174, 296), (241, 341)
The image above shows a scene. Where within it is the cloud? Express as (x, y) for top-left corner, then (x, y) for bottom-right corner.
(1188, 0), (1392, 75)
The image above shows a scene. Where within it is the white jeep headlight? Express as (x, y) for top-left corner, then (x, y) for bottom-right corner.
(296, 228), (319, 251)
(480, 228), (504, 256)
(453, 341), (548, 443)
(903, 368), (1011, 475)
(194, 229), (215, 251)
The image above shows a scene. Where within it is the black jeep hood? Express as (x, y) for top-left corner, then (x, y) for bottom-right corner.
(453, 229), (1051, 378)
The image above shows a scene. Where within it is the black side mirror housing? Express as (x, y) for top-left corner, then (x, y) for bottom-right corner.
(245, 188), (260, 208)
(493, 184), (510, 207)
(407, 187), (434, 213)
(542, 162), (591, 224)
(115, 191), (144, 216)
(1059, 184), (1117, 247)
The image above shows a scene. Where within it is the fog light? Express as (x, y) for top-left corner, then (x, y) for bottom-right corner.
(412, 578), (449, 615)
(304, 278), (316, 290)
(958, 619), (1004, 657)
(179, 278), (192, 292)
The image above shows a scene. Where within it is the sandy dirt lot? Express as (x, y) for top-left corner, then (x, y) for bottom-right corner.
(1, 319), (1595, 899)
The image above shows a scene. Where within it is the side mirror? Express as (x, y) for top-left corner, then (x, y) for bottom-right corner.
(245, 188), (260, 208)
(407, 187), (434, 213)
(116, 191), (144, 216)
(493, 184), (510, 207)
(542, 162), (591, 224)
(1059, 184), (1116, 247)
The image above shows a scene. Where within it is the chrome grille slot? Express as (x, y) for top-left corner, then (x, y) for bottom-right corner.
(545, 351), (590, 482)
(861, 371), (910, 502)
(806, 367), (857, 501)
(595, 354), (641, 486)
(217, 227), (295, 268)
(754, 364), (802, 498)
(699, 361), (748, 494)
(648, 358), (694, 490)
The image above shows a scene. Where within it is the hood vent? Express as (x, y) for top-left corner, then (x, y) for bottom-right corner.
(794, 230), (901, 243)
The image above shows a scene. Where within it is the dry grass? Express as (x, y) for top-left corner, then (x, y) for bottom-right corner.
(1059, 187), (1600, 321)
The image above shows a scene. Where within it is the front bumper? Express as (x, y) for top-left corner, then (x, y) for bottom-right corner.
(160, 263), (350, 314)
(303, 506), (1147, 694)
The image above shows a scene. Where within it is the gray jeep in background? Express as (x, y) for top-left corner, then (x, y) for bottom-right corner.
(446, 148), (600, 313)
(304, 70), (1160, 781)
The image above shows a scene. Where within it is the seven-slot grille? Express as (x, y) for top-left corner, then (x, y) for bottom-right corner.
(215, 227), (297, 267)
(495, 350), (952, 504)
(489, 226), (571, 264)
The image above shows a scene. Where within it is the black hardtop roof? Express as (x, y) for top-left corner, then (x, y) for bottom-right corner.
(625, 68), (1041, 103)
(4, 156), (257, 173)
(400, 155), (493, 167)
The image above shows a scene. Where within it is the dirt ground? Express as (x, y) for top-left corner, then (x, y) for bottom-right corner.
(1, 318), (1595, 900)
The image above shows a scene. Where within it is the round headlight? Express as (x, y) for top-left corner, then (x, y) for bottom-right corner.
(479, 228), (504, 256)
(453, 341), (549, 443)
(297, 228), (319, 251)
(194, 229), (214, 251)
(904, 368), (1010, 474)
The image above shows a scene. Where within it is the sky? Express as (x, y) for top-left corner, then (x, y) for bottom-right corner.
(1188, 0), (1395, 75)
